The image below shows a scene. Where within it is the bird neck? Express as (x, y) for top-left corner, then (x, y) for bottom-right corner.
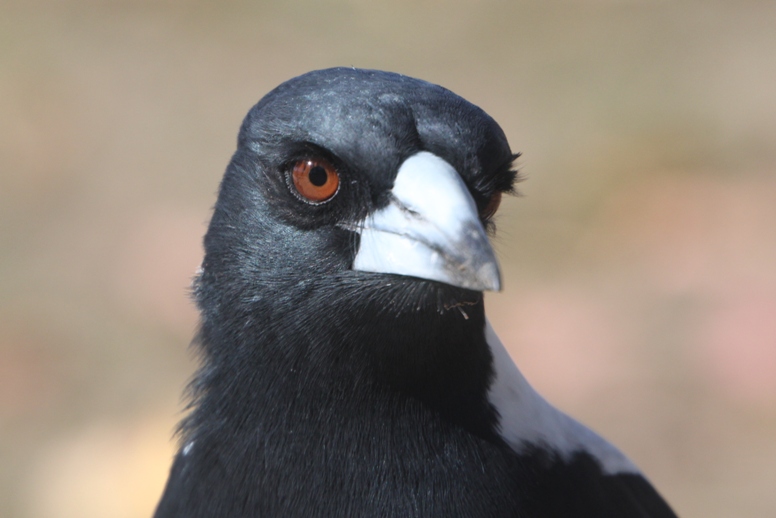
(190, 275), (501, 442)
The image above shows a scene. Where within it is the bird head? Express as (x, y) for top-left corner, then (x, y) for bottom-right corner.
(197, 68), (517, 327)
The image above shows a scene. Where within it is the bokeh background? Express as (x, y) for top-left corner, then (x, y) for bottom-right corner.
(2, 0), (775, 516)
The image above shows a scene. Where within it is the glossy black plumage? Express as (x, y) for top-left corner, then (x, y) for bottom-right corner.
(154, 68), (677, 517)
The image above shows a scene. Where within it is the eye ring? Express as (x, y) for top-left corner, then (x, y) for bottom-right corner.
(289, 158), (340, 203)
(480, 191), (502, 220)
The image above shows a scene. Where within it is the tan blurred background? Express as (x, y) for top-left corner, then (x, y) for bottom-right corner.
(1, 0), (775, 516)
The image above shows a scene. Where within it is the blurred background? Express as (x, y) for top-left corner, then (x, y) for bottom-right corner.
(1, 0), (775, 516)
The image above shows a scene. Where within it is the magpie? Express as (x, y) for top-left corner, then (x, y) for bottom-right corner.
(154, 68), (677, 517)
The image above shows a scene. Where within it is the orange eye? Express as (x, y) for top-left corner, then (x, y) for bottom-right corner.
(480, 191), (502, 220)
(291, 158), (340, 203)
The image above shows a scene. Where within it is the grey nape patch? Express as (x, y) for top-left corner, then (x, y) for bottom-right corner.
(484, 320), (639, 475)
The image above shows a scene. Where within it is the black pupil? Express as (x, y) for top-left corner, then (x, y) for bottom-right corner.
(308, 165), (328, 186)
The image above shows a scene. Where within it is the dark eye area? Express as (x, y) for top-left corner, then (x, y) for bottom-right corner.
(308, 165), (328, 186)
(290, 158), (340, 203)
(480, 191), (502, 220)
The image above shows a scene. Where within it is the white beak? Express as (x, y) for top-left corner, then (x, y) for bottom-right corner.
(351, 151), (501, 292)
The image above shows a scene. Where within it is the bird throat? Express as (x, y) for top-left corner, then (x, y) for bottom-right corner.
(191, 278), (501, 444)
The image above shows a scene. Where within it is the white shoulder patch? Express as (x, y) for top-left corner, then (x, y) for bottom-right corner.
(485, 320), (639, 475)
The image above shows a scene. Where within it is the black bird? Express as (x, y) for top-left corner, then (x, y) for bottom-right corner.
(154, 68), (677, 517)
